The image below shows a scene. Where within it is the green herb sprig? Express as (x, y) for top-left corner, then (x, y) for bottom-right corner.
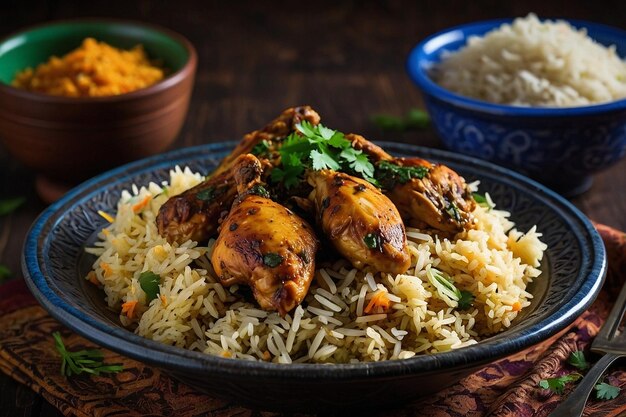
(270, 121), (375, 188)
(539, 373), (583, 394)
(375, 161), (428, 190)
(0, 197), (25, 216)
(426, 267), (474, 310)
(139, 271), (160, 302)
(53, 332), (123, 377)
(538, 351), (621, 400)
(371, 109), (430, 132)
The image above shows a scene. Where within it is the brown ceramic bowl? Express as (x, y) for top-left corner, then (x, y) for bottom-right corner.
(0, 19), (196, 195)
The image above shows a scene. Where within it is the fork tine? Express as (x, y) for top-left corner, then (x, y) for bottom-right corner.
(593, 279), (626, 348)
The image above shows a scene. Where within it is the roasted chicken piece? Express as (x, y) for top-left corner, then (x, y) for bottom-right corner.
(156, 169), (238, 244)
(212, 105), (321, 177)
(348, 133), (475, 233)
(307, 170), (411, 274)
(211, 154), (318, 315)
(157, 106), (320, 244)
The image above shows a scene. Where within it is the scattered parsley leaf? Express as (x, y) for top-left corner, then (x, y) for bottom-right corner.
(457, 290), (475, 310)
(595, 381), (621, 400)
(473, 193), (493, 210)
(249, 184), (271, 199)
(0, 264), (11, 283)
(311, 149), (341, 171)
(251, 139), (271, 156)
(375, 161), (428, 190)
(567, 351), (589, 371)
(427, 268), (461, 308)
(445, 202), (461, 222)
(0, 197), (25, 216)
(263, 253), (284, 268)
(139, 271), (160, 302)
(363, 233), (381, 250)
(371, 108), (430, 132)
(53, 331), (123, 377)
(196, 187), (215, 202)
(272, 121), (376, 188)
(538, 373), (582, 394)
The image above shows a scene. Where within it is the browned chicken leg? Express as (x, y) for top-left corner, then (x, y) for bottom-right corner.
(211, 154), (318, 315)
(157, 106), (320, 244)
(212, 106), (321, 177)
(348, 133), (475, 233)
(307, 170), (411, 274)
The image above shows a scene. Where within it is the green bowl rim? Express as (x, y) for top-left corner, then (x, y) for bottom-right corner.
(0, 18), (197, 103)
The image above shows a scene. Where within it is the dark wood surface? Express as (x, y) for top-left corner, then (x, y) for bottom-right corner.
(1, 1), (625, 416)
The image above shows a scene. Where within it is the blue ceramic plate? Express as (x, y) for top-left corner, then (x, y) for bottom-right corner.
(22, 143), (606, 412)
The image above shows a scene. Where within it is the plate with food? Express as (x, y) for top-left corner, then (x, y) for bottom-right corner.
(23, 106), (606, 411)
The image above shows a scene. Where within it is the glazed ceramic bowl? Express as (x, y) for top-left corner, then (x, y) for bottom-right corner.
(406, 19), (626, 196)
(0, 20), (196, 192)
(22, 143), (606, 413)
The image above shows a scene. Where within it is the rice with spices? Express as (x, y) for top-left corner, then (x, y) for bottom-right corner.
(86, 168), (546, 363)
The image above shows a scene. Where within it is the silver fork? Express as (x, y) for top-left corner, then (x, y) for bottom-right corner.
(550, 280), (626, 417)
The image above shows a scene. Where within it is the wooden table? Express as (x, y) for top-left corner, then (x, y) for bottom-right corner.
(1, 1), (625, 415)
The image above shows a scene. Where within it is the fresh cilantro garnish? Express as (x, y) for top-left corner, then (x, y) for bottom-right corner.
(457, 290), (475, 310)
(53, 331), (123, 377)
(375, 161), (428, 190)
(251, 139), (271, 156)
(363, 233), (381, 250)
(473, 193), (493, 210)
(538, 373), (582, 394)
(0, 264), (11, 283)
(271, 121), (376, 188)
(567, 351), (589, 371)
(196, 187), (215, 202)
(371, 108), (430, 132)
(426, 267), (473, 310)
(445, 202), (461, 222)
(595, 381), (621, 400)
(249, 184), (270, 199)
(263, 253), (284, 268)
(0, 196), (25, 216)
(139, 271), (160, 302)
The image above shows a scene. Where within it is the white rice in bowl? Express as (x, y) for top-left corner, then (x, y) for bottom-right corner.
(86, 167), (547, 363)
(433, 14), (626, 107)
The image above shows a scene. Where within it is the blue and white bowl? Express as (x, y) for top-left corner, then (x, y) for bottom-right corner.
(407, 18), (626, 196)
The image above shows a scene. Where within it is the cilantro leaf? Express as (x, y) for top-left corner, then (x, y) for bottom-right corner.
(457, 290), (475, 310)
(311, 149), (341, 171)
(595, 381), (620, 400)
(251, 139), (271, 156)
(263, 253), (284, 268)
(317, 125), (335, 140)
(567, 351), (589, 371)
(375, 161), (428, 190)
(371, 108), (430, 132)
(363, 233), (381, 249)
(445, 202), (461, 222)
(139, 271), (160, 302)
(473, 193), (493, 210)
(272, 121), (377, 188)
(538, 373), (582, 394)
(0, 197), (25, 216)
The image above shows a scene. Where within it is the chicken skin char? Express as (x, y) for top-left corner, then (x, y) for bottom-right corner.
(348, 133), (475, 233)
(211, 154), (318, 315)
(308, 170), (411, 274)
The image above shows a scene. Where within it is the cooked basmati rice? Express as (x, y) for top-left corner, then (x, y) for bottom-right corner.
(87, 166), (547, 363)
(433, 14), (626, 107)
